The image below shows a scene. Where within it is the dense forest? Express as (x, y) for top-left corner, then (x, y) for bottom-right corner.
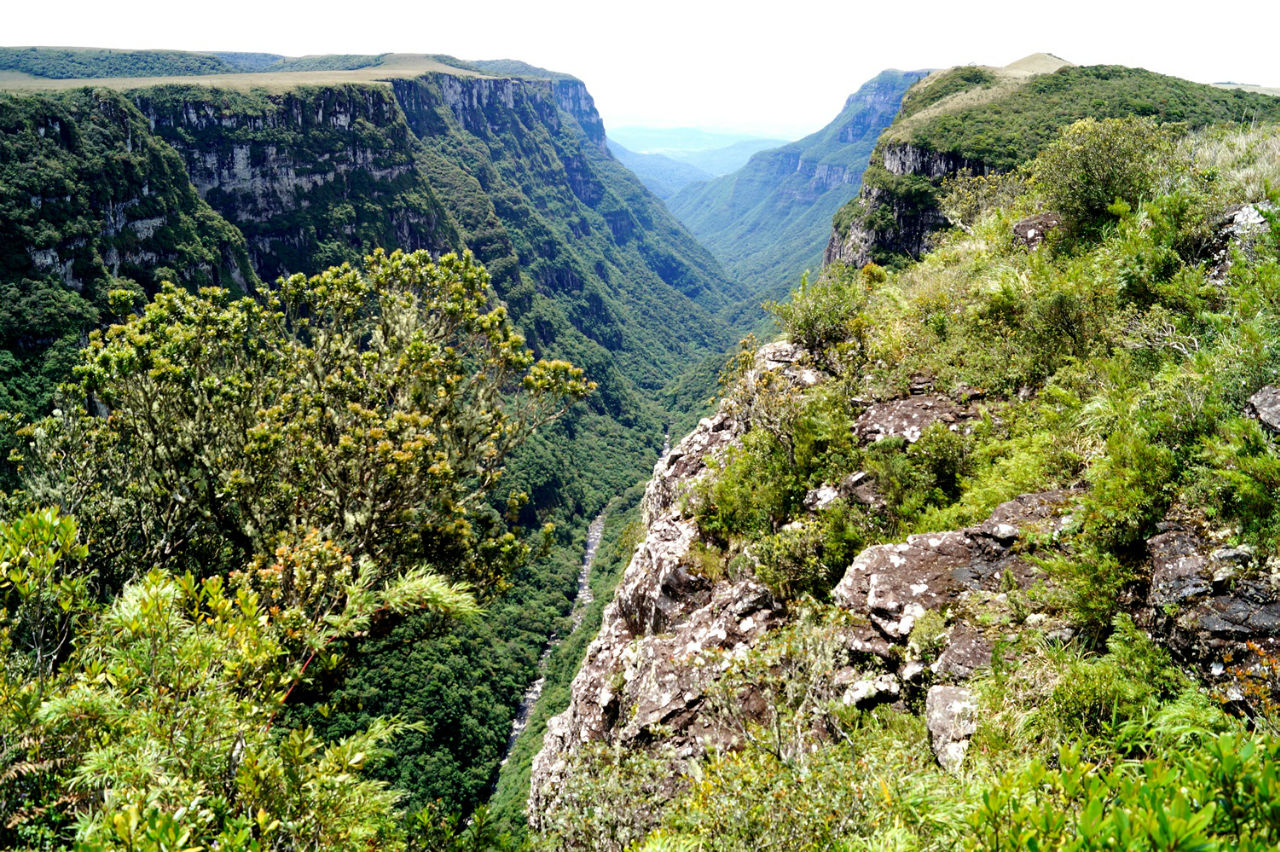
(0, 54), (740, 846)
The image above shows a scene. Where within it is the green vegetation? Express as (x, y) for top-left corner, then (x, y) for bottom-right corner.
(0, 47), (390, 80)
(907, 66), (1280, 171)
(0, 47), (238, 79)
(836, 63), (1280, 267)
(0, 87), (254, 468)
(540, 116), (1280, 849)
(0, 63), (743, 835)
(896, 66), (996, 121)
(1, 251), (584, 849)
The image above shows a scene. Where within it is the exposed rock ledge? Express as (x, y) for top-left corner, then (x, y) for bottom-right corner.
(529, 364), (1280, 830)
(528, 343), (806, 829)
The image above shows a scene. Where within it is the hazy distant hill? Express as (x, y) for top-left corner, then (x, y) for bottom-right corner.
(666, 69), (924, 320)
(607, 139), (713, 198)
(608, 126), (789, 176)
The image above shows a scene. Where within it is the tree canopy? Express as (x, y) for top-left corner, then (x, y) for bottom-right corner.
(1, 249), (590, 849)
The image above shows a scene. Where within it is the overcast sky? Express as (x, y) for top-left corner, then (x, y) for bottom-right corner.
(8, 0), (1280, 139)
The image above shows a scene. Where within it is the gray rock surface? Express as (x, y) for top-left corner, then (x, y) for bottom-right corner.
(1146, 523), (1280, 683)
(528, 342), (814, 829)
(1012, 212), (1063, 248)
(832, 491), (1075, 638)
(854, 394), (970, 444)
(1248, 385), (1280, 433)
(932, 622), (994, 680)
(926, 685), (978, 772)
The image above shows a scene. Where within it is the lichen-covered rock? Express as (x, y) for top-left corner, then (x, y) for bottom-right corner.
(854, 394), (969, 444)
(832, 490), (1075, 638)
(1248, 385), (1280, 433)
(1013, 211), (1063, 248)
(931, 622), (994, 680)
(925, 685), (977, 772)
(1145, 522), (1280, 684)
(839, 673), (901, 707)
(1210, 203), (1276, 280)
(529, 343), (817, 830)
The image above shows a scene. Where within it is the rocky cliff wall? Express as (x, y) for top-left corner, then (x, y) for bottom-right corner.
(133, 84), (458, 281)
(824, 141), (979, 268)
(529, 340), (1280, 836)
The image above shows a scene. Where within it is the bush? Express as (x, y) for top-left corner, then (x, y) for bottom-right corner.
(1031, 117), (1178, 235)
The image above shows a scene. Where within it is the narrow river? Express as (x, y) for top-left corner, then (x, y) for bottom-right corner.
(495, 511), (606, 771)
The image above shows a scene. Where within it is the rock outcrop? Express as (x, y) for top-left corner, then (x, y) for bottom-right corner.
(1013, 212), (1063, 248)
(529, 347), (806, 830)
(1248, 385), (1280, 433)
(925, 685), (978, 772)
(854, 393), (974, 444)
(823, 141), (966, 268)
(1145, 522), (1280, 685)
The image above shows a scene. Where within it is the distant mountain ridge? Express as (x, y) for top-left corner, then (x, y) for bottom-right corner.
(665, 69), (925, 320)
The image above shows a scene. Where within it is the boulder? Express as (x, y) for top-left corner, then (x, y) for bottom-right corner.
(925, 685), (978, 771)
(1248, 385), (1280, 433)
(1210, 203), (1275, 280)
(803, 483), (841, 513)
(839, 673), (901, 707)
(832, 490), (1076, 638)
(854, 394), (968, 444)
(1013, 211), (1063, 248)
(932, 622), (994, 680)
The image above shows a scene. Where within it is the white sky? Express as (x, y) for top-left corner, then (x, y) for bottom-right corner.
(8, 0), (1280, 139)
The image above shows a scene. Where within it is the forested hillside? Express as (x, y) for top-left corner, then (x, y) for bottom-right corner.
(829, 55), (1280, 267)
(667, 69), (923, 320)
(0, 88), (254, 455)
(0, 54), (740, 835)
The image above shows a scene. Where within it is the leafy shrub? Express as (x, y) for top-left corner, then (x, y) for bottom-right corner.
(968, 733), (1280, 850)
(1031, 117), (1178, 235)
(767, 264), (880, 361)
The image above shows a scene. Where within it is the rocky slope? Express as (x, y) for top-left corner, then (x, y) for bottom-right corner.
(530, 346), (1280, 837)
(668, 70), (924, 318)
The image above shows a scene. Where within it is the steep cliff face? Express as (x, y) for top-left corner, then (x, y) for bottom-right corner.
(823, 142), (966, 267)
(1, 88), (253, 295)
(133, 84), (459, 282)
(667, 69), (924, 316)
(393, 72), (740, 394)
(0, 88), (255, 424)
(529, 343), (805, 829)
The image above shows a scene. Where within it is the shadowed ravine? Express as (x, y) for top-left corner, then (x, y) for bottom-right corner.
(495, 511), (606, 775)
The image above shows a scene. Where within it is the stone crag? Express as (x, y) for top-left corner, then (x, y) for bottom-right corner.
(530, 356), (1280, 831)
